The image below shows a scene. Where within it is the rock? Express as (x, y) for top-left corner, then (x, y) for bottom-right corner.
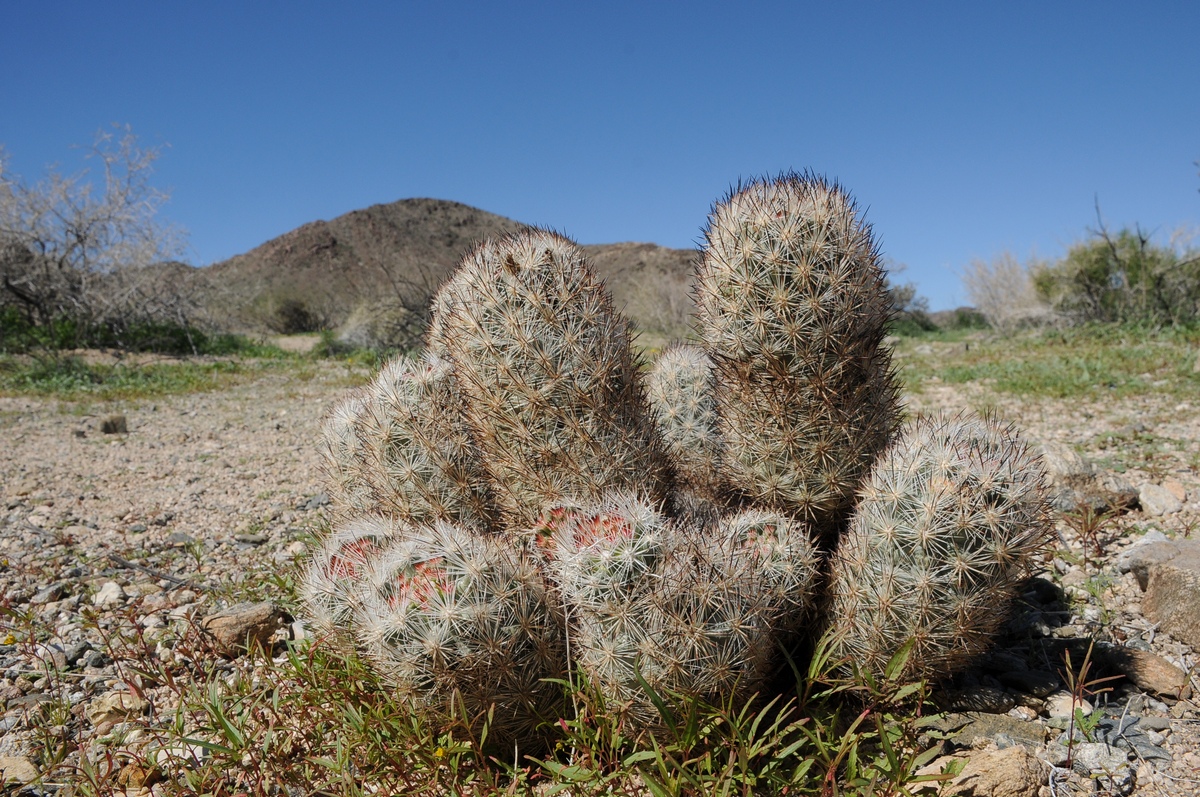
(166, 531), (197, 547)
(0, 755), (39, 785)
(117, 761), (162, 788)
(31, 582), (67, 604)
(1115, 529), (1171, 575)
(1099, 646), (1192, 699)
(299, 492), (330, 511)
(201, 601), (286, 655)
(1045, 691), (1092, 719)
(92, 580), (126, 608)
(931, 712), (1047, 750)
(1163, 479), (1188, 502)
(34, 643), (67, 671)
(1070, 742), (1134, 793)
(1138, 540), (1200, 648)
(1039, 443), (1137, 514)
(1010, 706), (1042, 725)
(945, 746), (1046, 797)
(64, 640), (91, 666)
(100, 414), (128, 434)
(86, 691), (148, 726)
(1139, 483), (1183, 517)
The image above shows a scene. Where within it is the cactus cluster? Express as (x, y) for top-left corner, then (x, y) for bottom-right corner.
(300, 172), (1053, 748)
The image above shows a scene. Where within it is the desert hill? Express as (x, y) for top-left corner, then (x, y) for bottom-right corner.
(196, 197), (698, 347)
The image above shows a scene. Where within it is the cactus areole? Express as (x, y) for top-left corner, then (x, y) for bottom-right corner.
(302, 173), (1053, 747)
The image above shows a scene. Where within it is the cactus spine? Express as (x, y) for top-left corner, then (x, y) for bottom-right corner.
(824, 413), (1052, 680)
(300, 178), (1054, 748)
(316, 389), (380, 518)
(694, 172), (901, 531)
(429, 229), (668, 530)
(300, 515), (399, 641)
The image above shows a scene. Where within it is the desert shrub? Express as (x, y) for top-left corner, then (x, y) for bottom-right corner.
(265, 297), (327, 334)
(0, 306), (255, 356)
(0, 127), (212, 352)
(334, 299), (425, 352)
(961, 251), (1057, 332)
(1032, 228), (1200, 327)
(942, 306), (989, 330)
(883, 261), (938, 336)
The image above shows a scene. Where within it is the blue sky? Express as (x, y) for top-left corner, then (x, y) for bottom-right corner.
(3, 2), (1197, 310)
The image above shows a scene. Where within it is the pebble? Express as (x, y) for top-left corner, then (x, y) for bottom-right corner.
(201, 601), (287, 655)
(1045, 692), (1092, 719)
(100, 414), (128, 434)
(92, 580), (126, 608)
(30, 582), (67, 604)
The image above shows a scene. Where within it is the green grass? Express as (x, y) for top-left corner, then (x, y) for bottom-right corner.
(0, 334), (383, 401)
(0, 354), (276, 401)
(896, 323), (1200, 400)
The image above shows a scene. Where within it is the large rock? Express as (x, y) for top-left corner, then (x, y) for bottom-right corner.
(930, 712), (1048, 750)
(86, 691), (148, 726)
(928, 747), (1046, 797)
(1125, 539), (1200, 649)
(201, 601), (286, 655)
(0, 756), (39, 785)
(1038, 443), (1138, 514)
(1139, 483), (1183, 517)
(1099, 645), (1192, 699)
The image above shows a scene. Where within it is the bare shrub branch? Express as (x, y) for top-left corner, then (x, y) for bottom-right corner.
(0, 126), (194, 348)
(961, 251), (1056, 332)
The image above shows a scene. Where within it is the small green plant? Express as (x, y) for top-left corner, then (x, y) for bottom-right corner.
(1058, 640), (1122, 770)
(898, 322), (1200, 401)
(1061, 506), (1121, 570)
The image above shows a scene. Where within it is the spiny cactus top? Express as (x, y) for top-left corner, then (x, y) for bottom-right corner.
(645, 344), (722, 499)
(429, 229), (668, 530)
(695, 172), (901, 531)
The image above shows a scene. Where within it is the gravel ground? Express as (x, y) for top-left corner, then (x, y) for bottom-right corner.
(0, 351), (1198, 795)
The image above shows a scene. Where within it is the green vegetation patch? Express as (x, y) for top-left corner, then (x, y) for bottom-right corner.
(898, 324), (1200, 399)
(0, 353), (280, 401)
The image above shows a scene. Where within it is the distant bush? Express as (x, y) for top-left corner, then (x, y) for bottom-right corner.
(334, 299), (426, 352)
(884, 262), (938, 335)
(961, 252), (1057, 332)
(265, 297), (327, 334)
(0, 306), (258, 356)
(1032, 227), (1200, 327)
(0, 127), (212, 352)
(942, 307), (989, 330)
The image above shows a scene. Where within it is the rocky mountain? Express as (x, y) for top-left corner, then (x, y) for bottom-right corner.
(195, 197), (698, 347)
